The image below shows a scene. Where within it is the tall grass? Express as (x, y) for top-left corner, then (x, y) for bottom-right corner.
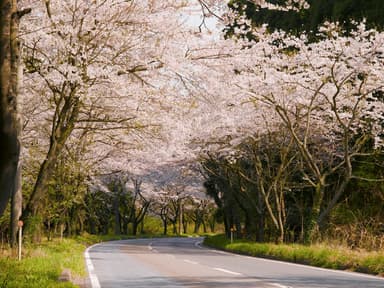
(0, 239), (85, 288)
(204, 234), (384, 276)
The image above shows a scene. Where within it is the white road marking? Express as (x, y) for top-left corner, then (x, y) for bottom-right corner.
(85, 244), (101, 288)
(271, 283), (292, 288)
(213, 267), (243, 276)
(194, 240), (203, 248)
(184, 259), (199, 265)
(148, 242), (158, 253)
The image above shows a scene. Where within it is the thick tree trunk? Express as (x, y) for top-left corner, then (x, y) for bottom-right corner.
(162, 218), (167, 235)
(0, 0), (18, 217)
(9, 6), (25, 246)
(132, 219), (138, 236)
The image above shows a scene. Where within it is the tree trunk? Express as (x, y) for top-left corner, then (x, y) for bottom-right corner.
(305, 181), (325, 243)
(132, 219), (138, 236)
(0, 0), (19, 217)
(183, 219), (188, 234)
(193, 221), (200, 234)
(178, 202), (183, 235)
(10, 161), (22, 246)
(209, 217), (215, 233)
(113, 193), (121, 235)
(9, 7), (24, 246)
(121, 217), (128, 235)
(23, 95), (80, 224)
(162, 218), (167, 235)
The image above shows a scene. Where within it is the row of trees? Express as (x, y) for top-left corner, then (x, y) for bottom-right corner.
(0, 0), (221, 243)
(198, 0), (384, 247)
(1, 166), (216, 242)
(1, 0), (383, 250)
(0, 0), (222, 244)
(201, 134), (384, 247)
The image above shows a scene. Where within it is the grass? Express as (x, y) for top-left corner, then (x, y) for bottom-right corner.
(0, 233), (139, 288)
(0, 239), (85, 288)
(204, 234), (384, 276)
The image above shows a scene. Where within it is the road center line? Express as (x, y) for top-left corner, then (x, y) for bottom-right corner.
(213, 267), (243, 276)
(184, 259), (199, 265)
(194, 240), (203, 248)
(148, 242), (158, 253)
(271, 283), (292, 288)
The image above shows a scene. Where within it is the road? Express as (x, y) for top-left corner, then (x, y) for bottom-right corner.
(86, 237), (384, 288)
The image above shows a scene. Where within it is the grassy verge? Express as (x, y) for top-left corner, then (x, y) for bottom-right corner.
(0, 233), (136, 288)
(204, 234), (384, 276)
(0, 239), (85, 288)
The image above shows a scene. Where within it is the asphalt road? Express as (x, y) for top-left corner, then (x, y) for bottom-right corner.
(86, 237), (384, 288)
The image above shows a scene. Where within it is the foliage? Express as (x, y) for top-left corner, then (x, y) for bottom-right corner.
(226, 0), (384, 40)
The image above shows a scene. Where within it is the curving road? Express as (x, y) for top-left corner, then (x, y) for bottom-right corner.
(86, 237), (384, 288)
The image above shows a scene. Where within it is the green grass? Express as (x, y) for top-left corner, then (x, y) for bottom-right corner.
(0, 239), (85, 288)
(204, 234), (384, 276)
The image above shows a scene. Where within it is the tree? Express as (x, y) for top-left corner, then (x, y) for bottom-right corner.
(0, 0), (30, 246)
(0, 0), (17, 217)
(229, 20), (384, 241)
(18, 0), (191, 224)
(201, 153), (245, 239)
(150, 191), (171, 235)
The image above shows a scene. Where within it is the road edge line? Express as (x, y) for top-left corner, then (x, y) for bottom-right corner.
(85, 244), (101, 288)
(213, 267), (243, 276)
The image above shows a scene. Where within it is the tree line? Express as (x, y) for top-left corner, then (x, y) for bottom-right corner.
(199, 0), (384, 247)
(200, 133), (384, 247)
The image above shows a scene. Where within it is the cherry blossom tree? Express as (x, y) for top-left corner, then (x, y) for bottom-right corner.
(223, 15), (384, 240)
(18, 0), (209, 223)
(191, 1), (384, 242)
